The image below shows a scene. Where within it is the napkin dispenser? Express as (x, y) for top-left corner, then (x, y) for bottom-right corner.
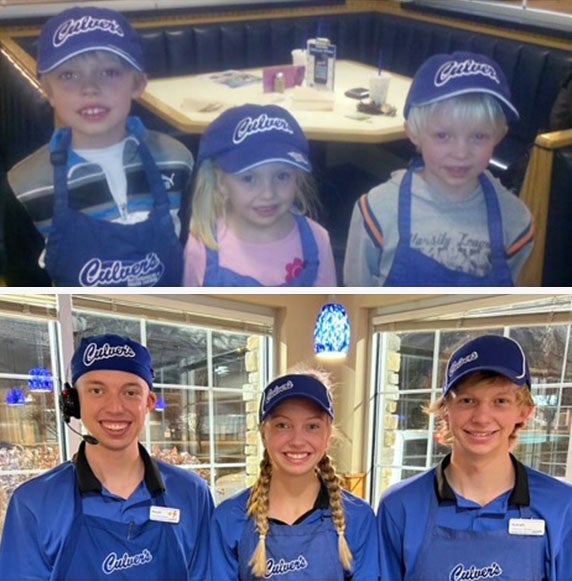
(262, 65), (305, 93)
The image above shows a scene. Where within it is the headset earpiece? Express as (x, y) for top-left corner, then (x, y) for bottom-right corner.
(60, 382), (81, 422)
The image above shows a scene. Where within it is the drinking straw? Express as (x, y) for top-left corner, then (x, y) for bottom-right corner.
(377, 50), (383, 76)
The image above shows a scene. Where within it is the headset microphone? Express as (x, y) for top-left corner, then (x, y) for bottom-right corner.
(60, 382), (99, 445)
(64, 421), (99, 446)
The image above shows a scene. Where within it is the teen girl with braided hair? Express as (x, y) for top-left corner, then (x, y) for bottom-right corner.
(209, 372), (379, 580)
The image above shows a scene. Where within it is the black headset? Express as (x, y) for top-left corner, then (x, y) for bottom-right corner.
(60, 382), (81, 422)
(60, 383), (99, 445)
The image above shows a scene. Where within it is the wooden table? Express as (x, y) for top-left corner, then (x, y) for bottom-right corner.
(141, 60), (412, 144)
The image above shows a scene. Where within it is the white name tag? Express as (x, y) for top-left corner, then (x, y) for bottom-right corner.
(149, 505), (180, 524)
(509, 518), (545, 536)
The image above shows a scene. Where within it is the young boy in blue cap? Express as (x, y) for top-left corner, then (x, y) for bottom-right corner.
(344, 51), (534, 287)
(0, 334), (214, 580)
(377, 334), (572, 580)
(2, 7), (193, 286)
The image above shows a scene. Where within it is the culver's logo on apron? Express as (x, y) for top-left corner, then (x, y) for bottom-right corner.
(101, 549), (154, 575)
(448, 561), (503, 581)
(265, 555), (308, 578)
(79, 252), (165, 287)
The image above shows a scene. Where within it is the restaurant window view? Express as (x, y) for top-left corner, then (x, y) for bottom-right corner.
(369, 296), (572, 507)
(0, 295), (272, 530)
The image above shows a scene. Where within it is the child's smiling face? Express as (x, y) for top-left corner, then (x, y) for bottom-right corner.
(43, 51), (147, 149)
(406, 100), (506, 201)
(218, 162), (299, 242)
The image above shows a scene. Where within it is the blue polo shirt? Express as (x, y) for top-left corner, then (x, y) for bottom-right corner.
(0, 442), (214, 580)
(377, 453), (572, 580)
(211, 484), (380, 580)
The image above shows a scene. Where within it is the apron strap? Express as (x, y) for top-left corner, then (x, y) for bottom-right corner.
(50, 130), (171, 216)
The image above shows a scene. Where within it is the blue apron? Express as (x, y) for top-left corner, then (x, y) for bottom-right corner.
(51, 485), (188, 581)
(203, 213), (319, 286)
(237, 511), (346, 580)
(384, 163), (514, 286)
(44, 128), (183, 287)
(410, 492), (546, 581)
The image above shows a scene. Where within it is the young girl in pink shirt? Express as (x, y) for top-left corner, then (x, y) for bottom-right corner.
(183, 104), (336, 286)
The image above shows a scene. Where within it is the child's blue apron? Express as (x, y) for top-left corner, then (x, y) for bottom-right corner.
(384, 164), (514, 286)
(203, 213), (319, 286)
(44, 128), (183, 287)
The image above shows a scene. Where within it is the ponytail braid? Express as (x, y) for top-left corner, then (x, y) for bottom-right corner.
(246, 450), (272, 577)
(318, 454), (353, 572)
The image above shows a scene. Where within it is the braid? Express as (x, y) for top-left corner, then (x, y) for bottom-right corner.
(318, 454), (353, 572)
(246, 450), (272, 577)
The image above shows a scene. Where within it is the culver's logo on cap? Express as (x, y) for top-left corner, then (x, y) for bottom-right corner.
(264, 379), (294, 405)
(448, 350), (479, 377)
(82, 342), (137, 367)
(233, 113), (294, 144)
(53, 15), (125, 48)
(435, 58), (501, 87)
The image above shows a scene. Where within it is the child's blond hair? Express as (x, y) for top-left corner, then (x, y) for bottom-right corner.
(246, 369), (352, 578)
(189, 159), (319, 249)
(406, 93), (508, 143)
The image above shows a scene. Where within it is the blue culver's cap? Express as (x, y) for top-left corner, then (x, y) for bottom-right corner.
(197, 104), (311, 174)
(404, 51), (519, 123)
(37, 6), (144, 74)
(71, 334), (154, 389)
(443, 334), (531, 396)
(259, 374), (334, 422)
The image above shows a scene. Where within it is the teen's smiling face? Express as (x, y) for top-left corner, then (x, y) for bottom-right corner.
(76, 369), (156, 453)
(261, 398), (332, 479)
(445, 376), (532, 461)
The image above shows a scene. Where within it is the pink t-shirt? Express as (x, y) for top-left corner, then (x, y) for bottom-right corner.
(183, 216), (337, 286)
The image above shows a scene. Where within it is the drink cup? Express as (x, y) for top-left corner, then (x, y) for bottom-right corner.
(291, 49), (307, 67)
(369, 72), (391, 106)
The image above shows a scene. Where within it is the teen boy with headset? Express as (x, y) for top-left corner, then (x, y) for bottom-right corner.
(0, 334), (213, 579)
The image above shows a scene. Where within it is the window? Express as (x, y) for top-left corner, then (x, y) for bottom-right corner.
(370, 295), (572, 507)
(0, 294), (273, 529)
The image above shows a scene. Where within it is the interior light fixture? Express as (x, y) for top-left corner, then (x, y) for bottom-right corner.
(313, 301), (350, 359)
(28, 367), (54, 392)
(6, 388), (26, 406)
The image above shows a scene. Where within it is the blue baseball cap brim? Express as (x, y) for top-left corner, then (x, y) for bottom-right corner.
(197, 104), (311, 174)
(71, 334), (154, 389)
(259, 374), (334, 422)
(37, 7), (144, 74)
(443, 335), (531, 396)
(404, 51), (519, 124)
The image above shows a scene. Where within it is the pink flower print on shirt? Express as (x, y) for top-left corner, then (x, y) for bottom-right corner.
(286, 257), (305, 282)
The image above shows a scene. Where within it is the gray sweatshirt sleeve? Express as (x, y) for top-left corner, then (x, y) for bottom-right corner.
(343, 196), (383, 287)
